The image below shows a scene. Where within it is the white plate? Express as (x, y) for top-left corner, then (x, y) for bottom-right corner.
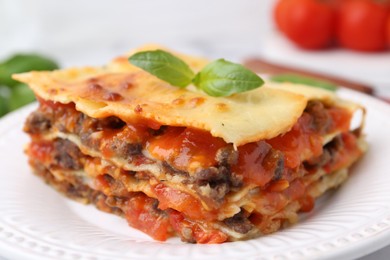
(1, 89), (390, 260)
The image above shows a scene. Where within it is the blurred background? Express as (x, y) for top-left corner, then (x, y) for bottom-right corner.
(0, 0), (389, 258)
(1, 0), (390, 102)
(0, 0), (274, 65)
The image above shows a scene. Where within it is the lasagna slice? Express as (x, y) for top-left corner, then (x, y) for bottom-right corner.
(14, 46), (366, 243)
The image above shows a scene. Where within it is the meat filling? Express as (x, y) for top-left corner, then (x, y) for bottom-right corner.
(24, 99), (358, 206)
(53, 139), (84, 170)
(223, 210), (254, 234)
(23, 97), (364, 243)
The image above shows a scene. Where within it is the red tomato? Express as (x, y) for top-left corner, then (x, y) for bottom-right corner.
(337, 0), (389, 52)
(387, 13), (390, 47)
(274, 0), (336, 49)
(274, 0), (292, 31)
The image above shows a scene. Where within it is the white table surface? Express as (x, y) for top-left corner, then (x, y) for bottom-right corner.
(1, 0), (389, 259)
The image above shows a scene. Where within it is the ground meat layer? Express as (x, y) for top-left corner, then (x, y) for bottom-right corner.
(26, 136), (360, 243)
(24, 102), (244, 205)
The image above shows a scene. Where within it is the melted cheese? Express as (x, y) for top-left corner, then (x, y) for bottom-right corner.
(13, 45), (358, 146)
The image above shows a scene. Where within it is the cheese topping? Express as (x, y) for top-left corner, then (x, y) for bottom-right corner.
(13, 45), (357, 146)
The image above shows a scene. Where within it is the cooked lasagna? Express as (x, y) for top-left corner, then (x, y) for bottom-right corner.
(14, 46), (366, 243)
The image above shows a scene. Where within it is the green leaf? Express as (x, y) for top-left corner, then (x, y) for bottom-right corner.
(270, 73), (337, 91)
(0, 97), (8, 117)
(0, 86), (9, 117)
(0, 53), (59, 87)
(8, 84), (36, 111)
(129, 50), (195, 88)
(193, 59), (264, 97)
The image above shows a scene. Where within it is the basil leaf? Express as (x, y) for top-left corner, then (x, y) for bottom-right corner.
(0, 96), (8, 117)
(0, 86), (9, 117)
(270, 73), (337, 91)
(193, 59), (264, 97)
(0, 53), (59, 87)
(8, 84), (36, 111)
(129, 50), (195, 88)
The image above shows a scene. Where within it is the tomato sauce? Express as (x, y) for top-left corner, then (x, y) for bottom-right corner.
(28, 141), (54, 164)
(324, 132), (362, 173)
(147, 127), (226, 171)
(100, 124), (151, 158)
(37, 96), (75, 110)
(168, 210), (228, 243)
(267, 113), (323, 169)
(152, 183), (218, 221)
(38, 98), (81, 134)
(327, 106), (352, 132)
(299, 195), (315, 212)
(232, 141), (276, 187)
(122, 193), (172, 241)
